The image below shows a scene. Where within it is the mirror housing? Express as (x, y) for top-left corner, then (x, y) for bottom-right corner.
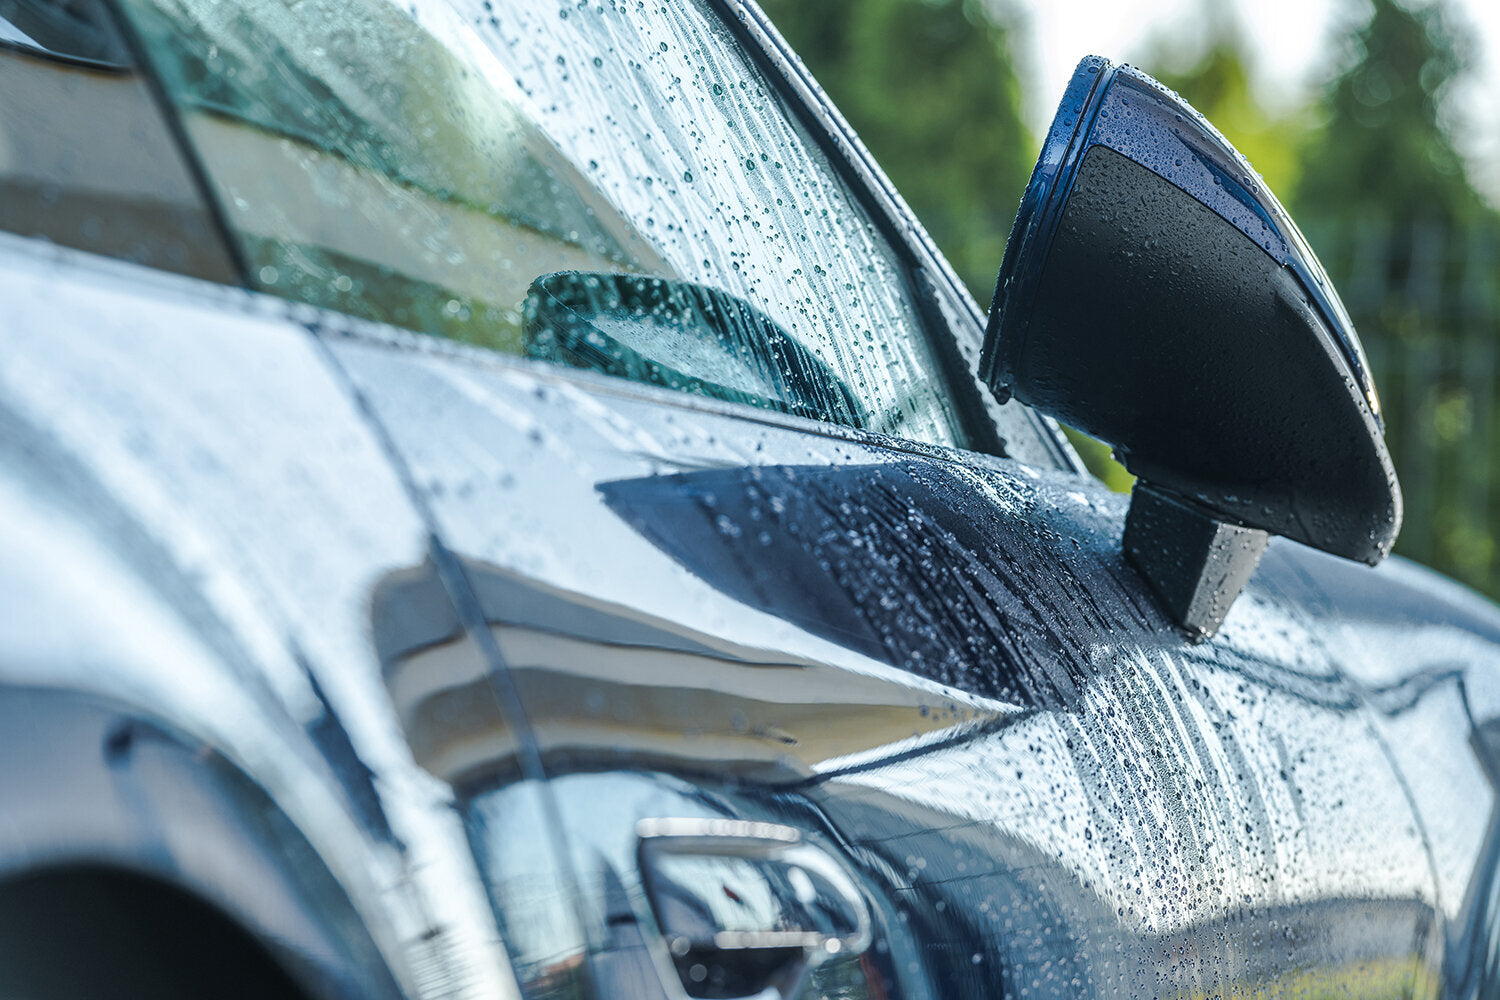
(981, 57), (1401, 638)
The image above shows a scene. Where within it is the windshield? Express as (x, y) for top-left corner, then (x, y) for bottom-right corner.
(118, 0), (969, 447)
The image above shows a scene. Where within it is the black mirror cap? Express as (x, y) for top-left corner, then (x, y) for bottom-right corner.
(980, 57), (1400, 566)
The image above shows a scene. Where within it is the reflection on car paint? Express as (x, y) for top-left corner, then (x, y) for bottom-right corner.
(600, 461), (1129, 706)
(373, 553), (1012, 787)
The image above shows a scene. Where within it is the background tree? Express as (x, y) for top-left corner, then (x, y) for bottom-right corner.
(1292, 0), (1500, 595)
(1295, 0), (1486, 230)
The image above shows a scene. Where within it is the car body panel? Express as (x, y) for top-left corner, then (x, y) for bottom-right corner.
(4, 149), (1499, 1000)
(0, 683), (403, 1000)
(328, 308), (1500, 998)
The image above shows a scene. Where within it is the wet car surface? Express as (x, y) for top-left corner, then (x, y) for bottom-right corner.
(2, 1), (1499, 999)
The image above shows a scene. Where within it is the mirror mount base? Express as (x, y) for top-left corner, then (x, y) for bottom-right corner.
(1124, 482), (1269, 641)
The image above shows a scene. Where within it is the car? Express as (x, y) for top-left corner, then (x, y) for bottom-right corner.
(2, 0), (1499, 998)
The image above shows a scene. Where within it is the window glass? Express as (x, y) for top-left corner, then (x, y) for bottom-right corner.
(0, 0), (236, 280)
(118, 0), (969, 447)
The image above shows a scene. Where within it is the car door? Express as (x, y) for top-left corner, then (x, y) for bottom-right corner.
(104, 0), (1465, 997)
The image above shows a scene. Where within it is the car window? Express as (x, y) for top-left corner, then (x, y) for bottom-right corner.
(0, 0), (237, 281)
(115, 0), (970, 447)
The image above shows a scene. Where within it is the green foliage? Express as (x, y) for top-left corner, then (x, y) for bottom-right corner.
(1294, 0), (1488, 229)
(1291, 0), (1500, 599)
(757, 0), (1032, 301)
(1061, 427), (1135, 494)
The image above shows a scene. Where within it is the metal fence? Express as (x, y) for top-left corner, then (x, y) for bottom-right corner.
(1302, 218), (1500, 600)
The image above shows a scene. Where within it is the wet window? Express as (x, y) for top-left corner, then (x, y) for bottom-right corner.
(115, 0), (968, 447)
(0, 0), (236, 280)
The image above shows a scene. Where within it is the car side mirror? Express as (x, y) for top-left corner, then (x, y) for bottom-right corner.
(981, 56), (1401, 639)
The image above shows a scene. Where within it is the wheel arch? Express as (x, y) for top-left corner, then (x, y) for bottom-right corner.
(0, 683), (405, 1000)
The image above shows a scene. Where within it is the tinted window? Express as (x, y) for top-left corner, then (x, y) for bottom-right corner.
(117, 0), (969, 447)
(0, 0), (236, 281)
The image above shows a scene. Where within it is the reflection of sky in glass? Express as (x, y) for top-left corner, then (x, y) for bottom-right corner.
(588, 314), (783, 399)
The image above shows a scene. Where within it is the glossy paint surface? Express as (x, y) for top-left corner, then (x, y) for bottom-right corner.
(335, 307), (1500, 999)
(0, 240), (520, 1000)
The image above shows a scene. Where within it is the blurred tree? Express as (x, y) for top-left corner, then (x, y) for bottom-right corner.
(757, 0), (1032, 301)
(1292, 0), (1500, 597)
(1294, 0), (1487, 229)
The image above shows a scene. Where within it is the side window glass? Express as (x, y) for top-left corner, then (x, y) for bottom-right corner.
(115, 0), (971, 449)
(0, 0), (236, 281)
